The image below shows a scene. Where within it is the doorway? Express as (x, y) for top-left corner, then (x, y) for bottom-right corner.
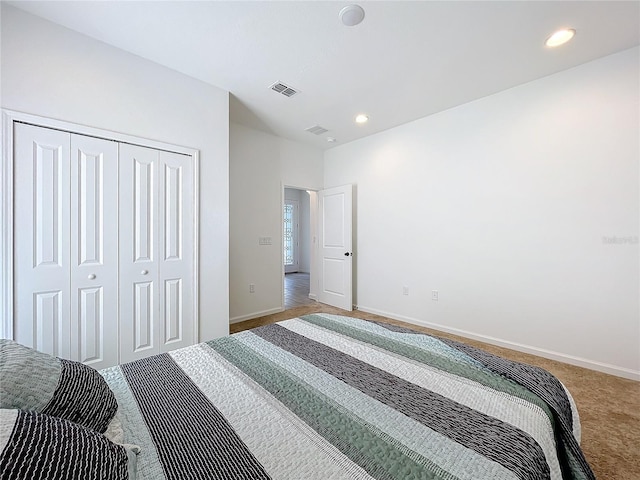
(283, 187), (316, 309)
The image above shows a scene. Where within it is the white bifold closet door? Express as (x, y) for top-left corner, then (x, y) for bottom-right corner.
(13, 123), (196, 369)
(14, 123), (118, 369)
(118, 143), (194, 363)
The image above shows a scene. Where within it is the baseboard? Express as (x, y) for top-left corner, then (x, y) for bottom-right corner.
(357, 305), (640, 381)
(308, 293), (317, 300)
(230, 307), (284, 324)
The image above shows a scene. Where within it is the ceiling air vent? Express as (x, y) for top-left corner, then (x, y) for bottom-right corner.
(305, 125), (328, 135)
(270, 81), (298, 98)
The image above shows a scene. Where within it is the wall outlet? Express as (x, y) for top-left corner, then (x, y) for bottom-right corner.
(249, 284), (255, 293)
(431, 290), (438, 301)
(403, 286), (409, 295)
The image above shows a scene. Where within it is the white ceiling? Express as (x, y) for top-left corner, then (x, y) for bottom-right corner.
(8, 1), (640, 150)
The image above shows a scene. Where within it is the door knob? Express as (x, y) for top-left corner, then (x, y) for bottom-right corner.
(87, 274), (96, 280)
(141, 269), (149, 275)
(344, 252), (352, 256)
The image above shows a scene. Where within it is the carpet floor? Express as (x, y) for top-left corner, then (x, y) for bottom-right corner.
(231, 303), (640, 480)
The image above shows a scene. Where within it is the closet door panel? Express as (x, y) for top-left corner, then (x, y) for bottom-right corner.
(159, 151), (194, 351)
(119, 143), (160, 363)
(133, 281), (154, 350)
(77, 286), (103, 362)
(70, 135), (118, 369)
(134, 157), (155, 262)
(33, 290), (66, 355)
(13, 124), (71, 358)
(163, 278), (182, 343)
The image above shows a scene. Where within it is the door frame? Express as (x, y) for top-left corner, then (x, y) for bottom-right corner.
(1, 109), (200, 341)
(281, 184), (318, 310)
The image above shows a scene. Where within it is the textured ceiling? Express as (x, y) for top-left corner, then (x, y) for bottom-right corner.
(9, 1), (640, 150)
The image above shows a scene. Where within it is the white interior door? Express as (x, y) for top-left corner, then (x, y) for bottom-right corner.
(119, 143), (160, 363)
(119, 144), (195, 362)
(158, 150), (194, 353)
(317, 184), (353, 311)
(70, 134), (118, 370)
(9, 114), (197, 367)
(14, 124), (72, 358)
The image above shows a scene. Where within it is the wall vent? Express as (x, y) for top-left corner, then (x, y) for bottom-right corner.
(270, 82), (298, 97)
(305, 125), (328, 135)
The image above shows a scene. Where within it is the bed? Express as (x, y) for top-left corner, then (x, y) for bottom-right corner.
(1, 313), (594, 480)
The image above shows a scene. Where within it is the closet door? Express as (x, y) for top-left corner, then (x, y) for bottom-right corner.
(12, 119), (195, 367)
(14, 124), (71, 358)
(69, 135), (118, 369)
(159, 151), (194, 353)
(13, 125), (118, 367)
(119, 145), (195, 363)
(119, 143), (160, 363)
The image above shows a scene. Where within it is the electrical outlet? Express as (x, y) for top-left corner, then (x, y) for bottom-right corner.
(249, 284), (255, 293)
(431, 290), (439, 301)
(403, 286), (409, 295)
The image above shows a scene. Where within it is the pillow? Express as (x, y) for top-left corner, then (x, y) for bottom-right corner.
(0, 339), (60, 411)
(0, 339), (117, 433)
(0, 409), (138, 480)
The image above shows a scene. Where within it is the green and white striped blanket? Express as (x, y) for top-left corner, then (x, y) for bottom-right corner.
(101, 313), (594, 480)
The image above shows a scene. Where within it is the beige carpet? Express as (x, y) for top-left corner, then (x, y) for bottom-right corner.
(231, 304), (640, 480)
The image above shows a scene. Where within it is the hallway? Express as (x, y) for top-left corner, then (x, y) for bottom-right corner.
(284, 272), (315, 309)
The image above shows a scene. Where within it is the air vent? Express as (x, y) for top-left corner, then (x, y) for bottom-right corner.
(305, 125), (328, 135)
(270, 82), (299, 97)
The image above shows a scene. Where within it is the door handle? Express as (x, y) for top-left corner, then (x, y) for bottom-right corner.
(141, 270), (149, 275)
(344, 252), (352, 256)
(87, 274), (96, 280)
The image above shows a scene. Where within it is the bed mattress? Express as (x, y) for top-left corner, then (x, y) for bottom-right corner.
(101, 313), (594, 480)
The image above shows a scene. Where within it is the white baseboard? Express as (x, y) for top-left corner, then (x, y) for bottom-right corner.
(230, 307), (284, 324)
(357, 305), (640, 381)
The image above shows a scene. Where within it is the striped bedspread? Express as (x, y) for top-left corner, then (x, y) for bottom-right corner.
(101, 313), (594, 480)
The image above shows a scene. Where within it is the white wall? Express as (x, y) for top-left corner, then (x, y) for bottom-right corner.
(230, 123), (323, 322)
(324, 47), (640, 379)
(1, 5), (230, 341)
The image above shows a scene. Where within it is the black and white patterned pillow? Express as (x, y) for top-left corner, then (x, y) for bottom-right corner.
(0, 340), (117, 433)
(0, 409), (137, 480)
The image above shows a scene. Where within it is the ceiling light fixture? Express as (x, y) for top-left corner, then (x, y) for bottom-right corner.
(545, 28), (576, 47)
(340, 5), (365, 27)
(355, 114), (369, 124)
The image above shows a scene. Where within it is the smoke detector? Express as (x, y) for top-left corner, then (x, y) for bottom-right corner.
(340, 5), (365, 26)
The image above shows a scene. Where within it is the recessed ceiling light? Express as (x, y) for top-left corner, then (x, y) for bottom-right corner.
(339, 5), (365, 27)
(355, 114), (369, 124)
(545, 29), (576, 47)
